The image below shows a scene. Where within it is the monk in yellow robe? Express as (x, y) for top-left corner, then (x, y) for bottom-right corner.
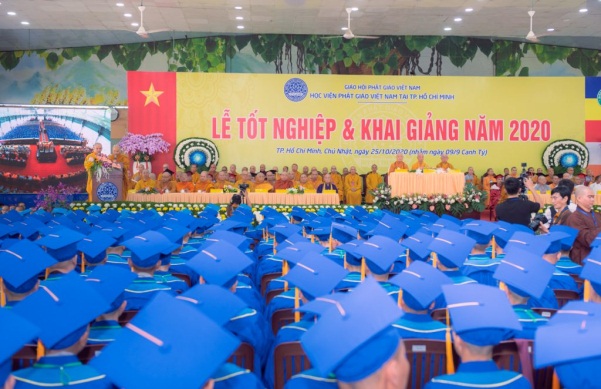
(134, 170), (156, 192)
(411, 153), (429, 170)
(190, 164), (201, 185)
(213, 171), (228, 190)
(108, 145), (130, 200)
(295, 173), (314, 190)
(365, 164), (383, 204)
(175, 173), (195, 192)
(254, 172), (273, 192)
(344, 166), (363, 205)
(84, 143), (104, 201)
(156, 172), (177, 193)
(235, 168), (255, 192)
(435, 154), (455, 170)
(389, 154), (408, 173)
(330, 166), (344, 202)
(194, 171), (214, 192)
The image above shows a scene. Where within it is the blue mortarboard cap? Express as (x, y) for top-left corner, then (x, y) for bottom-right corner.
(13, 272), (109, 349)
(297, 291), (347, 317)
(0, 309), (39, 382)
(403, 217), (422, 237)
(210, 219), (248, 234)
(428, 229), (476, 268)
(491, 221), (514, 248)
(0, 223), (13, 239)
(548, 301), (601, 326)
(19, 208), (32, 216)
(244, 228), (263, 241)
(338, 239), (364, 266)
(277, 242), (325, 264)
(271, 223), (303, 243)
(401, 232), (434, 262)
(85, 265), (137, 312)
(187, 241), (252, 287)
(283, 252), (348, 300)
(290, 206), (309, 221)
(443, 283), (521, 346)
(31, 209), (52, 223)
(203, 230), (252, 251)
(100, 208), (120, 222)
(428, 218), (461, 234)
(331, 223), (358, 244)
(493, 248), (555, 299)
(504, 231), (550, 257)
(12, 218), (44, 240)
(1, 210), (23, 224)
(300, 277), (403, 382)
(165, 212), (196, 229)
(366, 214), (408, 241)
(418, 211), (438, 221)
(305, 217), (332, 232)
(581, 249), (601, 291)
(357, 235), (404, 275)
(460, 220), (498, 245)
(549, 225), (578, 251)
(310, 227), (331, 242)
(122, 230), (179, 268)
(72, 220), (92, 235)
(177, 284), (248, 326)
(534, 319), (601, 388)
(389, 261), (452, 310)
(155, 222), (190, 245)
(87, 204), (101, 212)
(77, 230), (116, 264)
(0, 240), (56, 292)
(35, 227), (85, 261)
(440, 214), (461, 225)
(541, 231), (570, 254)
(276, 234), (310, 251)
(51, 207), (69, 216)
(90, 292), (239, 389)
(203, 203), (221, 213)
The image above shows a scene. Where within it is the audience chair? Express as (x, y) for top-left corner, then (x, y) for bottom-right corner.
(404, 339), (454, 389)
(227, 342), (254, 372)
(273, 342), (311, 389)
(553, 289), (579, 308)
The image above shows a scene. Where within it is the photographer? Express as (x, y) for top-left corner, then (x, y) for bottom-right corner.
(495, 176), (542, 226)
(226, 194), (242, 217)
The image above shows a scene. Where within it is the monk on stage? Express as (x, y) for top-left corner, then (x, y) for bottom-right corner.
(411, 153), (429, 170)
(365, 164), (383, 204)
(175, 173), (195, 193)
(330, 166), (344, 202)
(254, 172), (273, 192)
(344, 166), (363, 205)
(435, 154), (454, 171)
(194, 171), (214, 193)
(156, 172), (177, 193)
(108, 145), (130, 200)
(389, 153), (408, 173)
(84, 143), (104, 201)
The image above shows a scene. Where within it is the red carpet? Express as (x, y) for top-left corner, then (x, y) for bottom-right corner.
(7, 145), (85, 178)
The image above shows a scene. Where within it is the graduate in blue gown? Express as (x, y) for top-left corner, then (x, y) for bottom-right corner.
(36, 228), (86, 284)
(389, 261), (452, 340)
(550, 225), (582, 275)
(0, 309), (39, 387)
(10, 273), (113, 388)
(425, 284), (531, 389)
(459, 221), (502, 286)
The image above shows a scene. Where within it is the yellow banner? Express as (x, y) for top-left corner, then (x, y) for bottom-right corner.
(177, 73), (584, 173)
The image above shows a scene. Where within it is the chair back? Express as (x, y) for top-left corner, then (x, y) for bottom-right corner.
(274, 342), (311, 389)
(404, 339), (449, 389)
(227, 342), (254, 371)
(553, 289), (579, 308)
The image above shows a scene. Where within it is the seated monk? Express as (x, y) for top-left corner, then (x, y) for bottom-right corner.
(235, 168), (255, 192)
(194, 171), (214, 192)
(156, 172), (177, 193)
(389, 153), (408, 173)
(134, 170), (156, 192)
(411, 153), (429, 170)
(308, 171), (322, 188)
(253, 172), (273, 192)
(176, 173), (195, 193)
(295, 173), (314, 190)
(436, 154), (454, 170)
(274, 172), (294, 190)
(189, 164), (200, 185)
(213, 171), (228, 190)
(317, 173), (338, 193)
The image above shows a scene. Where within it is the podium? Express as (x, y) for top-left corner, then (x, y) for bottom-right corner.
(92, 168), (123, 202)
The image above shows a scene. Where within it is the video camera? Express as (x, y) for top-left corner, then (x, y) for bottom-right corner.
(519, 162), (529, 200)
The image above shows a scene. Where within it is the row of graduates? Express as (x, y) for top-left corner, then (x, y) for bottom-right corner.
(1, 203), (601, 388)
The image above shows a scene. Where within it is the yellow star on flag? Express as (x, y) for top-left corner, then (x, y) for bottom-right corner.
(140, 83), (164, 107)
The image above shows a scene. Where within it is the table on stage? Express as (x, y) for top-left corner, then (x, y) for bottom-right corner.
(388, 171), (465, 196)
(126, 192), (340, 205)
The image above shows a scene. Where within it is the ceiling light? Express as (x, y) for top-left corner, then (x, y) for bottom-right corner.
(465, 8), (473, 12)
(454, 17), (462, 22)
(124, 13), (132, 17)
(21, 21), (29, 25)
(131, 22), (139, 26)
(235, 16), (244, 20)
(351, 7), (359, 11)
(234, 6), (242, 10)
(7, 11), (16, 16)
(547, 28), (555, 32)
(579, 8), (588, 12)
(116, 2), (124, 6)
(444, 27), (452, 31)
(237, 25), (244, 29)
(341, 27), (348, 30)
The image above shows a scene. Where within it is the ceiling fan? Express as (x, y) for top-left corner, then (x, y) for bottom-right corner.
(324, 8), (379, 40)
(525, 9), (538, 42)
(135, 1), (169, 38)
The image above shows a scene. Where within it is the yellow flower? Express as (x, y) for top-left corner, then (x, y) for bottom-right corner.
(117, 207), (122, 211)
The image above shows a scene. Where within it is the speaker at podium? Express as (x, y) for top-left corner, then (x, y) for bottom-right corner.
(92, 168), (123, 202)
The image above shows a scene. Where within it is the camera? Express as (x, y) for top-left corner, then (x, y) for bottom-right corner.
(519, 162), (529, 199)
(238, 183), (249, 191)
(529, 214), (548, 232)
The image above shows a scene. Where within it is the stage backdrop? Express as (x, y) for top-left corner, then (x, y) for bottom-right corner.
(0, 105), (111, 193)
(128, 72), (601, 174)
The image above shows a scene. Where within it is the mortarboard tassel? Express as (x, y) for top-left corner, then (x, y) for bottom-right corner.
(36, 339), (45, 360)
(445, 310), (455, 374)
(302, 226), (306, 238)
(80, 253), (86, 273)
(431, 252), (438, 268)
(360, 257), (366, 281)
(44, 268), (50, 280)
(552, 371), (560, 389)
(283, 260), (289, 292)
(0, 277), (5, 308)
(491, 236), (496, 259)
(311, 234), (315, 244)
(397, 288), (403, 308)
(294, 287), (300, 322)
(406, 249), (411, 267)
(499, 281), (507, 293)
(584, 279), (591, 302)
(328, 233), (333, 253)
(343, 253), (347, 270)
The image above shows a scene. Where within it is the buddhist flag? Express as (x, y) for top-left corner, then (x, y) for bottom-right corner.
(585, 77), (601, 168)
(127, 71), (177, 171)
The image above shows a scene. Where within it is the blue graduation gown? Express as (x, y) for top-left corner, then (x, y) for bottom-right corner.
(11, 355), (112, 388)
(284, 369), (337, 389)
(527, 286), (558, 310)
(105, 253), (128, 267)
(212, 363), (265, 389)
(433, 271), (477, 309)
(549, 270), (580, 294)
(460, 254), (500, 287)
(425, 361), (531, 389)
(392, 312), (447, 341)
(265, 289), (296, 321)
(555, 256), (582, 275)
(336, 271), (362, 291)
(225, 308), (272, 375)
(87, 320), (122, 344)
(154, 270), (189, 294)
(512, 305), (547, 340)
(123, 275), (174, 310)
(235, 280), (264, 313)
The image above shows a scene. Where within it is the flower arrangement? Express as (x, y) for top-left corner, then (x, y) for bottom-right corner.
(119, 133), (171, 159)
(136, 187), (158, 194)
(541, 139), (589, 175)
(89, 155), (113, 182)
(372, 183), (487, 217)
(36, 183), (81, 211)
(287, 186), (305, 194)
(223, 185), (239, 193)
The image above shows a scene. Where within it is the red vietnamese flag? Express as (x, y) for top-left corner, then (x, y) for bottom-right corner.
(127, 71), (177, 174)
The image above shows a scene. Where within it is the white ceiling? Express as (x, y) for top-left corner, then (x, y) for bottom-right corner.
(1, 0), (601, 51)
